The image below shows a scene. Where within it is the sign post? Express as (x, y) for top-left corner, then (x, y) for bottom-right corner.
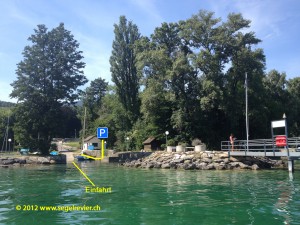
(271, 115), (289, 157)
(97, 127), (108, 139)
(97, 127), (108, 159)
(80, 127), (109, 160)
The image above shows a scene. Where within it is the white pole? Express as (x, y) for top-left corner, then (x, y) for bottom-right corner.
(82, 107), (87, 150)
(245, 73), (249, 151)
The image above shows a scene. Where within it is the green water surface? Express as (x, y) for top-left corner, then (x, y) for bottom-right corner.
(0, 162), (300, 225)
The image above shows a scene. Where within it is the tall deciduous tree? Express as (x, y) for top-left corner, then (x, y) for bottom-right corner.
(179, 11), (266, 146)
(10, 23), (87, 154)
(95, 86), (129, 149)
(110, 16), (141, 128)
(223, 13), (266, 140)
(179, 10), (228, 146)
(81, 77), (108, 134)
(287, 77), (300, 136)
(260, 70), (287, 137)
(134, 24), (178, 144)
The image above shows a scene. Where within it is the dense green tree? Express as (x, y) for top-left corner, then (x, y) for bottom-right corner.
(180, 10), (227, 146)
(151, 22), (182, 57)
(140, 78), (172, 139)
(223, 14), (266, 140)
(94, 86), (129, 149)
(168, 53), (199, 142)
(10, 23), (87, 154)
(177, 11), (266, 146)
(82, 78), (108, 118)
(93, 11), (300, 151)
(263, 70), (288, 117)
(135, 21), (200, 145)
(81, 77), (108, 134)
(134, 24), (180, 145)
(110, 16), (141, 127)
(287, 77), (300, 136)
(59, 106), (81, 138)
(0, 108), (14, 151)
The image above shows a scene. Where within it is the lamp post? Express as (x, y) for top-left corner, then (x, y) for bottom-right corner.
(126, 137), (129, 151)
(8, 139), (11, 151)
(245, 72), (249, 152)
(165, 131), (169, 146)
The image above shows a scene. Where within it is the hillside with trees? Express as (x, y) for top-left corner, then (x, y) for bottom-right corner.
(0, 101), (15, 108)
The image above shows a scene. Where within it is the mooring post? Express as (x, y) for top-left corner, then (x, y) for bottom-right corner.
(283, 113), (290, 157)
(288, 157), (294, 173)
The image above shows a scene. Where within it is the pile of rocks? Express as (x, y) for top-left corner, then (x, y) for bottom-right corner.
(122, 151), (287, 170)
(0, 158), (26, 167)
(0, 155), (66, 167)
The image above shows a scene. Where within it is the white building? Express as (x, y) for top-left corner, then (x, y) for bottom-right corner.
(83, 136), (99, 150)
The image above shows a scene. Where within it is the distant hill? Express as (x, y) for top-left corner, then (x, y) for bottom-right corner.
(0, 100), (15, 108)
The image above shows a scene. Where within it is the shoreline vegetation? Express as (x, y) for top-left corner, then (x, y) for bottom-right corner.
(121, 151), (288, 170)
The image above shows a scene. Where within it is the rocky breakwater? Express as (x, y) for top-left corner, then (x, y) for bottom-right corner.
(0, 155), (66, 168)
(122, 151), (287, 170)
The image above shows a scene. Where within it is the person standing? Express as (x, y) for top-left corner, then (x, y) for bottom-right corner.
(230, 134), (234, 151)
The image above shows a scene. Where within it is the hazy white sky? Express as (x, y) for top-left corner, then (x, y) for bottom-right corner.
(0, 0), (299, 102)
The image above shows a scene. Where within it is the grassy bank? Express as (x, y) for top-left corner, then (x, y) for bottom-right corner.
(63, 142), (80, 150)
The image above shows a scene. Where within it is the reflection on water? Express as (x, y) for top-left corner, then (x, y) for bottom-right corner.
(0, 163), (300, 225)
(275, 179), (294, 225)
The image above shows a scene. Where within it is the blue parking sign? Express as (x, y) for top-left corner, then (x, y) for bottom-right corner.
(97, 127), (108, 138)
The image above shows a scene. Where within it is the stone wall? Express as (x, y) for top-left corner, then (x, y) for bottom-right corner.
(122, 151), (287, 170)
(0, 155), (66, 167)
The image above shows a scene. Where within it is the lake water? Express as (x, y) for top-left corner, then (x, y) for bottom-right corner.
(0, 161), (300, 225)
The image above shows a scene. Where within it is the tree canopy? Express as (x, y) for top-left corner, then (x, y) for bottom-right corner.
(110, 16), (141, 128)
(7, 12), (300, 152)
(102, 12), (298, 149)
(10, 23), (87, 154)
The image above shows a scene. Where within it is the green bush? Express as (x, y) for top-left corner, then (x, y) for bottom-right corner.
(167, 138), (176, 146)
(192, 138), (203, 146)
(178, 142), (188, 147)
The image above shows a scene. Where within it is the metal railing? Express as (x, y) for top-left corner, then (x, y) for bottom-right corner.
(221, 137), (300, 153)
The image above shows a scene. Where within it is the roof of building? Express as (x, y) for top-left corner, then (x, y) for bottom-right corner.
(143, 137), (157, 144)
(84, 135), (99, 143)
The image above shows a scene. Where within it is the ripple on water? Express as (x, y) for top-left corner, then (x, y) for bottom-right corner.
(0, 163), (300, 225)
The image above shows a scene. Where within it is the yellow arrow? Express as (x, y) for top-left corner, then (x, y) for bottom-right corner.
(72, 162), (95, 186)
